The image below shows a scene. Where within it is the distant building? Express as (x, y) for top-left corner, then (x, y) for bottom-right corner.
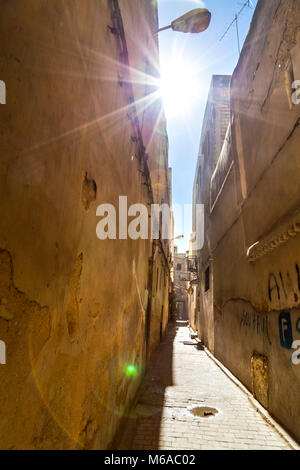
(173, 247), (190, 321)
(189, 75), (231, 339)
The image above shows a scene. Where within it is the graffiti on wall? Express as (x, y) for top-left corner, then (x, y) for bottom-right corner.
(292, 341), (300, 365)
(278, 310), (300, 365)
(268, 263), (300, 304)
(278, 311), (294, 349)
(266, 264), (300, 364)
(240, 310), (272, 345)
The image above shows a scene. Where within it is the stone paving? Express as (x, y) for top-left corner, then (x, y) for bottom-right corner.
(130, 322), (292, 450)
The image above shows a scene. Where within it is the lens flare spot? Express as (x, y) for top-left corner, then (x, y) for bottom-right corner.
(126, 364), (138, 377)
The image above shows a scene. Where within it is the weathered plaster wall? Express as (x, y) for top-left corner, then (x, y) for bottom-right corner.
(119, 0), (171, 360)
(148, 249), (170, 357)
(0, 0), (169, 449)
(188, 237), (198, 332)
(192, 76), (231, 352)
(209, 0), (300, 441)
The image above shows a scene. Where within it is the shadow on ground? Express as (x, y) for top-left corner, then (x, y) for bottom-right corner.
(113, 321), (186, 450)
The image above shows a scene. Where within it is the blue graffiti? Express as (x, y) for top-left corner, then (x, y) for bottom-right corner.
(296, 317), (300, 334)
(278, 311), (293, 349)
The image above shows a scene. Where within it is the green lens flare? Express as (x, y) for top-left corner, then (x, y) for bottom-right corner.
(126, 365), (137, 376)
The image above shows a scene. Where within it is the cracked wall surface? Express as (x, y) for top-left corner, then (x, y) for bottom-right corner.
(198, 0), (300, 442)
(0, 0), (170, 450)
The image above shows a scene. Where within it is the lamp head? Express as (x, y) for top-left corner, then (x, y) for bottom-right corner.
(171, 8), (211, 34)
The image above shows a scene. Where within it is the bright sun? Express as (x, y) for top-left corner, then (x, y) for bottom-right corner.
(159, 60), (200, 118)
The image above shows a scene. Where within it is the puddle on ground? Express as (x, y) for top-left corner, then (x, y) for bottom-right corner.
(189, 406), (219, 418)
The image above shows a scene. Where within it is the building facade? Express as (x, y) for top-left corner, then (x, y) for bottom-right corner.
(192, 0), (300, 441)
(0, 0), (171, 449)
(173, 248), (190, 321)
(190, 75), (231, 346)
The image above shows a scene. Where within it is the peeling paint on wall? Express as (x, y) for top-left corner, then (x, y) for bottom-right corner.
(81, 173), (97, 211)
(251, 352), (268, 409)
(0, 0), (170, 450)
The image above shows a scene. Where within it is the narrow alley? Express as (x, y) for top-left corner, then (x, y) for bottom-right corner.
(128, 322), (296, 451)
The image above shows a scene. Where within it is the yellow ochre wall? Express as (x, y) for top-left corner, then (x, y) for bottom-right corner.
(0, 0), (170, 449)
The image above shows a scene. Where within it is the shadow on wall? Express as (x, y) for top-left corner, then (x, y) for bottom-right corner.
(113, 321), (178, 450)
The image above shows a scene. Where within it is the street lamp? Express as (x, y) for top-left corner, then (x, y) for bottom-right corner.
(158, 8), (211, 34)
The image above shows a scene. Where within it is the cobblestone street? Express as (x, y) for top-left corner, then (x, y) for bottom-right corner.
(130, 322), (295, 450)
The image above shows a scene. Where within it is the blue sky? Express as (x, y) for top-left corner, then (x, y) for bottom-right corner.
(157, 0), (257, 252)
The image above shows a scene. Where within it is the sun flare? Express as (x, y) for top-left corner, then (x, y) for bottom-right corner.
(159, 60), (201, 118)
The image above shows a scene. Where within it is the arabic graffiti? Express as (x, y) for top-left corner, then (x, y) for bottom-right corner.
(240, 311), (272, 345)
